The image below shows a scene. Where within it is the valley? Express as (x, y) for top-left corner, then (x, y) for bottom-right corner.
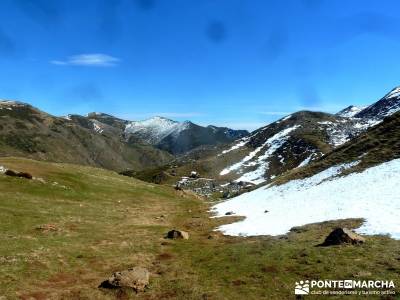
(1, 85), (400, 299)
(0, 158), (399, 299)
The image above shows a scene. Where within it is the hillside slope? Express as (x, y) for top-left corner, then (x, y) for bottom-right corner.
(0, 101), (172, 171)
(193, 86), (400, 185)
(1, 157), (399, 299)
(277, 110), (400, 183)
(213, 112), (400, 237)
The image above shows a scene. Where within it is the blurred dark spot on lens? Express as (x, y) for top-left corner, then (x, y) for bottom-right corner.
(0, 28), (16, 56)
(134, 0), (156, 11)
(98, 0), (122, 43)
(15, 0), (60, 25)
(263, 30), (288, 60)
(68, 83), (103, 102)
(298, 85), (320, 108)
(301, 0), (323, 10)
(206, 21), (227, 43)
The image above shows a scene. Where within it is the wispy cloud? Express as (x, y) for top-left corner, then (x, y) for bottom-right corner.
(51, 53), (120, 67)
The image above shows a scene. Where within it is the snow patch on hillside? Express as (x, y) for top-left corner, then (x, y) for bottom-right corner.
(91, 120), (104, 134)
(212, 159), (400, 239)
(218, 137), (250, 156)
(297, 154), (314, 168)
(219, 125), (300, 179)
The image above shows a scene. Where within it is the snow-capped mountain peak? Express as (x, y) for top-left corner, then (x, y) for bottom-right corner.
(354, 86), (400, 120)
(336, 105), (364, 118)
(384, 86), (400, 99)
(125, 116), (189, 144)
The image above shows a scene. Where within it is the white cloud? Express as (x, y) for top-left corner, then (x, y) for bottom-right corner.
(50, 53), (120, 67)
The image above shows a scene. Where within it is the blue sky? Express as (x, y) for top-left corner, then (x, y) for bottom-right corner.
(1, 0), (400, 130)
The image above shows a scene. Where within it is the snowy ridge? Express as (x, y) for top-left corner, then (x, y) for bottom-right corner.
(336, 105), (364, 118)
(213, 159), (400, 239)
(384, 86), (400, 99)
(125, 116), (189, 144)
(220, 125), (300, 183)
(353, 86), (400, 120)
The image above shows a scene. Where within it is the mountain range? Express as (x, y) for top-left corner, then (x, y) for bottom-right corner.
(0, 100), (247, 171)
(1, 86), (400, 181)
(171, 85), (400, 186)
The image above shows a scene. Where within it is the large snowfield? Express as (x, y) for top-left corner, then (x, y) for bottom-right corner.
(212, 159), (400, 239)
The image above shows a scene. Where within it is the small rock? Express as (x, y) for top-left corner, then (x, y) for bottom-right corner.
(17, 172), (33, 179)
(155, 214), (166, 220)
(354, 271), (372, 277)
(4, 169), (18, 177)
(99, 267), (150, 292)
(36, 223), (58, 232)
(320, 228), (365, 246)
(264, 210), (269, 213)
(225, 211), (235, 216)
(4, 169), (32, 179)
(189, 171), (199, 178)
(166, 229), (189, 240)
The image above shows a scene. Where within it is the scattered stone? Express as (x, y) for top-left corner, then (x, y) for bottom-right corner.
(99, 267), (150, 292)
(4, 169), (32, 179)
(354, 271), (372, 277)
(166, 229), (189, 240)
(36, 224), (58, 232)
(319, 228), (365, 246)
(225, 211), (235, 216)
(17, 172), (33, 179)
(222, 191), (230, 198)
(4, 169), (18, 177)
(189, 171), (199, 178)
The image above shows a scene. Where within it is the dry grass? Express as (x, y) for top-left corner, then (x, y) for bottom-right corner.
(0, 157), (399, 299)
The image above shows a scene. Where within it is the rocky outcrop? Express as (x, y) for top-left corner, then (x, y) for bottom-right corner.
(166, 230), (189, 240)
(320, 228), (365, 246)
(99, 267), (150, 292)
(4, 169), (32, 179)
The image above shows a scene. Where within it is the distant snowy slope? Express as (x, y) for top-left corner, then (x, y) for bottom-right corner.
(212, 159), (400, 239)
(125, 116), (189, 144)
(125, 116), (248, 154)
(220, 125), (301, 184)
